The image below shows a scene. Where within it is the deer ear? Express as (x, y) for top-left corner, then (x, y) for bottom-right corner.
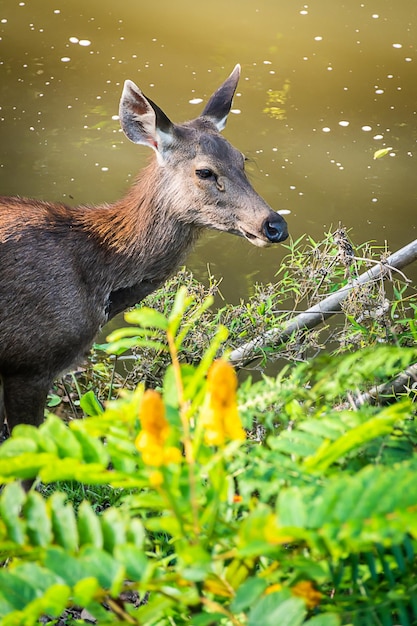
(119, 80), (174, 155)
(201, 64), (241, 131)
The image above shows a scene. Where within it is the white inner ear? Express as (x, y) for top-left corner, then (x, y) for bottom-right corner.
(213, 114), (228, 132)
(153, 144), (166, 165)
(153, 128), (175, 165)
(156, 127), (175, 150)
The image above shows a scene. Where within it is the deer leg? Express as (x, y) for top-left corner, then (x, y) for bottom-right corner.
(0, 376), (7, 441)
(2, 374), (48, 433)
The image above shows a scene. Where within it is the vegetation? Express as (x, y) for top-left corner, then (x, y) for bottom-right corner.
(0, 230), (416, 625)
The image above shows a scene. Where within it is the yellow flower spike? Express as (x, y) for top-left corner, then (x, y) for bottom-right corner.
(208, 359), (238, 405)
(163, 446), (182, 465)
(149, 470), (164, 487)
(135, 432), (165, 467)
(139, 390), (170, 441)
(291, 581), (322, 609)
(136, 389), (181, 467)
(201, 360), (246, 446)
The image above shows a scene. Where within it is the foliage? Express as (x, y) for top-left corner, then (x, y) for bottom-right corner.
(50, 230), (417, 416)
(0, 277), (417, 625)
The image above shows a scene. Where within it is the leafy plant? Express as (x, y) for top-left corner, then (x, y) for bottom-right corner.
(0, 283), (416, 625)
(47, 231), (417, 419)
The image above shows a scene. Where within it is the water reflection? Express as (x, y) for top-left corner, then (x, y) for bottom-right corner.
(1, 0), (416, 300)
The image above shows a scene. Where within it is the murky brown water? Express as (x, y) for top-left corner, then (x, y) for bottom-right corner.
(1, 0), (417, 302)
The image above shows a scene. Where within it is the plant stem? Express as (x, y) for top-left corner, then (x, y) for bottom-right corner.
(166, 329), (200, 539)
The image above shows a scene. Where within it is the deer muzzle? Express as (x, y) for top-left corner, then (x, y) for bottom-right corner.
(263, 214), (288, 244)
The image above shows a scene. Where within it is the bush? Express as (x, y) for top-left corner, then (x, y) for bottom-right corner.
(0, 279), (417, 625)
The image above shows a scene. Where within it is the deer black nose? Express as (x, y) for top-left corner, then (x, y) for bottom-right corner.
(263, 215), (288, 243)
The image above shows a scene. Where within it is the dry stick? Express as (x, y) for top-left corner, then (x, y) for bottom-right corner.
(228, 239), (417, 367)
(355, 362), (417, 407)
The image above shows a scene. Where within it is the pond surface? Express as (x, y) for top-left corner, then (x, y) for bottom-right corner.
(1, 0), (417, 302)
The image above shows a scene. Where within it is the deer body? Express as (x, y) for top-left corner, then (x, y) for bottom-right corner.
(0, 65), (288, 432)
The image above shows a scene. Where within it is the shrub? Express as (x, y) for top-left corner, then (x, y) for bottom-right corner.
(0, 283), (417, 625)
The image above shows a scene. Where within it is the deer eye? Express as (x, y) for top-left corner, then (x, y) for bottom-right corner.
(195, 168), (215, 180)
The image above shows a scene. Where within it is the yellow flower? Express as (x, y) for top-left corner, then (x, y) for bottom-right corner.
(200, 360), (246, 446)
(139, 390), (170, 439)
(291, 580), (322, 609)
(135, 390), (181, 467)
(149, 470), (164, 487)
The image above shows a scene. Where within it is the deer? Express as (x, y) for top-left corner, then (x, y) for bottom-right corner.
(0, 64), (288, 434)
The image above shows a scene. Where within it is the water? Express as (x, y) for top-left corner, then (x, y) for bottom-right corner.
(1, 0), (417, 303)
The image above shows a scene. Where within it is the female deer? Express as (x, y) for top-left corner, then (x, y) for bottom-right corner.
(0, 65), (288, 432)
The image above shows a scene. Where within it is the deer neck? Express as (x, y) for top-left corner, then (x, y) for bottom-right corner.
(80, 161), (198, 290)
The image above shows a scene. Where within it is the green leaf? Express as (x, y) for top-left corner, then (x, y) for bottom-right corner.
(80, 390), (104, 416)
(175, 294), (214, 348)
(104, 326), (154, 340)
(168, 286), (194, 335)
(0, 483), (26, 544)
(0, 435), (38, 458)
(11, 424), (58, 454)
(190, 613), (228, 626)
(47, 393), (62, 407)
(277, 488), (307, 528)
(77, 501), (103, 549)
(231, 577), (268, 613)
(40, 415), (83, 459)
(0, 595), (15, 618)
(79, 546), (126, 595)
(145, 515), (182, 536)
(163, 363), (197, 411)
(304, 402), (409, 472)
(45, 546), (124, 597)
(39, 458), (106, 483)
(124, 306), (169, 330)
(102, 336), (167, 355)
(178, 544), (212, 582)
(136, 594), (177, 624)
(70, 426), (109, 465)
(23, 491), (52, 547)
(15, 582), (71, 622)
(248, 593), (306, 626)
(0, 451), (56, 480)
(101, 508), (127, 553)
(72, 577), (100, 606)
(114, 544), (148, 582)
(50, 492), (79, 552)
(126, 518), (146, 549)
(45, 547), (90, 587)
(31, 584), (71, 618)
(6, 562), (64, 592)
(0, 570), (38, 610)
(128, 492), (168, 510)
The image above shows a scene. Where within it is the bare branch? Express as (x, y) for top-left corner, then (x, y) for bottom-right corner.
(228, 239), (417, 367)
(355, 362), (417, 406)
